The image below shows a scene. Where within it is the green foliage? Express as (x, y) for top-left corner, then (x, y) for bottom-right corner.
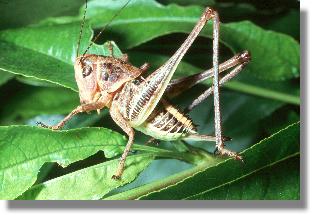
(0, 0), (300, 200)
(0, 0), (86, 30)
(1, 87), (77, 124)
(0, 126), (126, 199)
(84, 0), (299, 81)
(0, 25), (122, 91)
(105, 122), (299, 200)
(189, 156), (300, 200)
(0, 125), (190, 199)
(18, 154), (155, 200)
(0, 72), (14, 85)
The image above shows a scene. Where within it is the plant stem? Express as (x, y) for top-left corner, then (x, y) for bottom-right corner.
(135, 141), (221, 165)
(225, 81), (300, 105)
(103, 161), (217, 200)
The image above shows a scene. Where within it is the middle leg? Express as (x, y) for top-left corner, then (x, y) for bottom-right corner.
(110, 101), (135, 180)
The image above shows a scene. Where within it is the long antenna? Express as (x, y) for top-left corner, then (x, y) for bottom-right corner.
(76, 0), (88, 57)
(81, 0), (132, 57)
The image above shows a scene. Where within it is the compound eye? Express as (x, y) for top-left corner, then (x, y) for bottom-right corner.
(102, 71), (109, 81)
(82, 66), (92, 78)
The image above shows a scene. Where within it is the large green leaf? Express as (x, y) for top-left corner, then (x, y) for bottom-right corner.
(0, 87), (78, 124)
(0, 126), (119, 199)
(0, 23), (122, 91)
(0, 0), (85, 30)
(0, 39), (76, 91)
(0, 125), (172, 199)
(84, 0), (299, 81)
(104, 122), (299, 200)
(18, 154), (155, 200)
(187, 156), (299, 200)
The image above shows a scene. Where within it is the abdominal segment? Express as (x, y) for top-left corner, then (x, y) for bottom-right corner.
(135, 100), (198, 141)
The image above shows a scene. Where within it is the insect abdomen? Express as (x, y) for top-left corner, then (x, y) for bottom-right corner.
(135, 100), (197, 141)
(150, 100), (195, 132)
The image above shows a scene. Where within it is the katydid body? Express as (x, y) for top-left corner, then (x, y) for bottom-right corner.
(38, 4), (251, 179)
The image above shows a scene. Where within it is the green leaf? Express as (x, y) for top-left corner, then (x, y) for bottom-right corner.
(85, 0), (299, 81)
(18, 154), (154, 200)
(0, 126), (121, 199)
(188, 156), (299, 200)
(0, 39), (76, 91)
(261, 108), (300, 136)
(0, 87), (78, 124)
(0, 23), (122, 91)
(0, 71), (14, 86)
(0, 0), (85, 30)
(0, 125), (189, 199)
(0, 0), (300, 94)
(104, 122), (299, 200)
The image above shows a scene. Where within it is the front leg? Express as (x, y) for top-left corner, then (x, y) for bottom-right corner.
(37, 101), (106, 130)
(110, 101), (135, 180)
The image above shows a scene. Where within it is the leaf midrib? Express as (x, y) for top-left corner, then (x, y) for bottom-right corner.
(0, 67), (76, 91)
(184, 152), (300, 200)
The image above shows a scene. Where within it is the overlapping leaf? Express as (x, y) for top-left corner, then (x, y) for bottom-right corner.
(187, 156), (299, 200)
(18, 154), (155, 200)
(0, 23), (122, 91)
(104, 122), (300, 200)
(0, 126), (174, 199)
(84, 0), (299, 81)
(0, 0), (86, 30)
(0, 87), (77, 124)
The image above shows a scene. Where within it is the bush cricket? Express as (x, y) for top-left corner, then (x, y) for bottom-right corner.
(38, 0), (251, 179)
